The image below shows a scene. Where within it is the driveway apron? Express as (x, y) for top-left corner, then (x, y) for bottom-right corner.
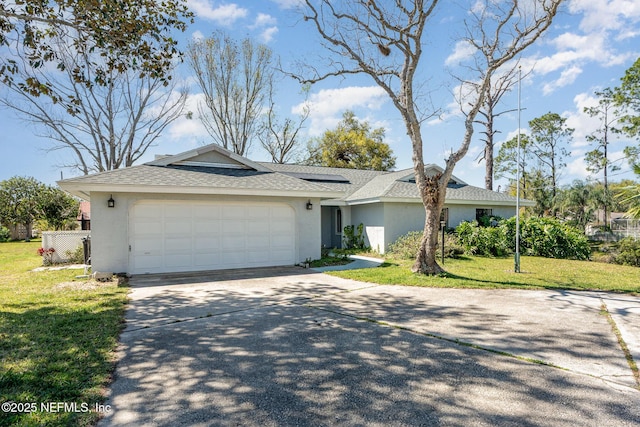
(99, 267), (640, 427)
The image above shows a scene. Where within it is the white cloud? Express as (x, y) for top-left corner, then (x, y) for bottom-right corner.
(569, 0), (640, 34)
(292, 86), (388, 135)
(270, 0), (303, 9)
(445, 41), (476, 66)
(253, 13), (277, 28)
(168, 93), (209, 140)
(562, 92), (600, 145)
(188, 1), (248, 25)
(566, 151), (591, 180)
(542, 65), (583, 95)
(523, 1), (640, 95)
(250, 13), (279, 43)
(259, 27), (279, 43)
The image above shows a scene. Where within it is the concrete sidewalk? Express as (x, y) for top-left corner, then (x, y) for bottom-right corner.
(311, 255), (384, 272)
(100, 267), (640, 426)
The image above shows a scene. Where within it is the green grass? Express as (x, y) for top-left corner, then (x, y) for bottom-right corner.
(0, 241), (128, 426)
(328, 255), (640, 294)
(310, 256), (352, 268)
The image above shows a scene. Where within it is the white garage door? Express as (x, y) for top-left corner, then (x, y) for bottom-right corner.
(129, 201), (296, 274)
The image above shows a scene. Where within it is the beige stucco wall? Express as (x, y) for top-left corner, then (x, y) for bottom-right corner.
(90, 191), (321, 274)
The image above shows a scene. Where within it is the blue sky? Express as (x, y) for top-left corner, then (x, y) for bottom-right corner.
(1, 0), (639, 191)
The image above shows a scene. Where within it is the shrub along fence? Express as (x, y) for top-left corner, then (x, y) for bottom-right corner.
(41, 231), (90, 264)
(389, 217), (592, 261)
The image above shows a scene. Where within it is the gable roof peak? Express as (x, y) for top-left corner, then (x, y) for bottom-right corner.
(145, 143), (270, 172)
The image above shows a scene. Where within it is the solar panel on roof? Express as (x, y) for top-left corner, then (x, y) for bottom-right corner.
(283, 172), (350, 183)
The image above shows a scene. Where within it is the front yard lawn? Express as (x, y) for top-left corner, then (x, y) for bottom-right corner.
(329, 255), (640, 294)
(0, 241), (128, 427)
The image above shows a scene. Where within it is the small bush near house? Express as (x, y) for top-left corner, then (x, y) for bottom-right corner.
(456, 221), (509, 257)
(0, 226), (9, 242)
(388, 231), (463, 259)
(612, 238), (640, 267)
(65, 244), (85, 264)
(343, 223), (367, 250)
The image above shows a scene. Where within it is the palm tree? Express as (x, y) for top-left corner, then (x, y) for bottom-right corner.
(618, 164), (640, 219)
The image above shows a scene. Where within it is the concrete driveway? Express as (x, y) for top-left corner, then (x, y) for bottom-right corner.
(99, 267), (640, 426)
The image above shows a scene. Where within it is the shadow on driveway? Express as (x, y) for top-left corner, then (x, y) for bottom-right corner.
(100, 268), (640, 426)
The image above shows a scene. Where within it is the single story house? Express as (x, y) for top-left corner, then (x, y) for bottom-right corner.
(58, 143), (534, 275)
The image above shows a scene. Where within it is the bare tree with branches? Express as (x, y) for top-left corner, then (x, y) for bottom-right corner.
(258, 84), (310, 163)
(0, 40), (187, 175)
(187, 32), (275, 156)
(297, 0), (561, 274)
(470, 62), (529, 190)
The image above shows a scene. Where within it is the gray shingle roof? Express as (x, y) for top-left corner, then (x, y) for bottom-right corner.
(379, 180), (533, 204)
(59, 164), (336, 193)
(259, 162), (386, 200)
(59, 143), (530, 206)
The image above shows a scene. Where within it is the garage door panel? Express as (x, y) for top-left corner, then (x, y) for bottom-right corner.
(165, 254), (193, 269)
(271, 249), (294, 262)
(165, 237), (192, 251)
(165, 221), (191, 235)
(221, 250), (246, 265)
(194, 236), (220, 251)
(133, 221), (162, 235)
(225, 220), (246, 233)
(246, 208), (266, 219)
(131, 201), (296, 274)
(193, 205), (220, 217)
(134, 238), (162, 253)
(165, 204), (188, 217)
(193, 252), (220, 270)
(251, 235), (270, 249)
(197, 221), (220, 234)
(271, 220), (294, 233)
(247, 250), (269, 263)
(135, 254), (164, 271)
(133, 204), (160, 217)
(222, 205), (246, 219)
(222, 235), (245, 248)
(247, 221), (268, 234)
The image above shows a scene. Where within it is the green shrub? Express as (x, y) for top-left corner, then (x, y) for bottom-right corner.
(456, 217), (591, 260)
(501, 217), (591, 260)
(388, 231), (423, 259)
(613, 238), (640, 267)
(65, 244), (85, 264)
(456, 220), (509, 257)
(387, 230), (463, 259)
(343, 223), (367, 250)
(0, 226), (9, 242)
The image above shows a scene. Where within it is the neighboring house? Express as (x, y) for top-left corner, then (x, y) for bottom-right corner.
(58, 143), (534, 275)
(7, 223), (29, 241)
(77, 201), (91, 230)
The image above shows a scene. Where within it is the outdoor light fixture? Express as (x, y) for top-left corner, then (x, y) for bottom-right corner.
(306, 200), (313, 210)
(107, 195), (115, 208)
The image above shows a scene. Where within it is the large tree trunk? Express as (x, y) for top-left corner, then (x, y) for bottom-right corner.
(412, 202), (445, 275)
(412, 174), (446, 275)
